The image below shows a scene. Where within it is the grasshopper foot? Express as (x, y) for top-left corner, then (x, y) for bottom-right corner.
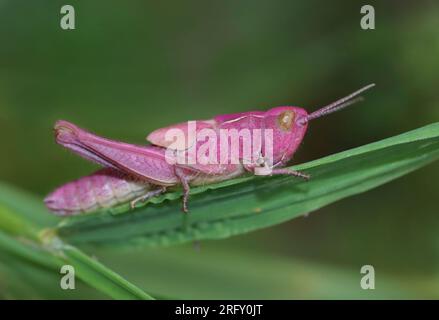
(269, 168), (310, 180)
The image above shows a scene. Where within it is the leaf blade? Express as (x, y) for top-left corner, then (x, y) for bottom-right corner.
(0, 228), (154, 299)
(59, 244), (154, 300)
(55, 123), (439, 247)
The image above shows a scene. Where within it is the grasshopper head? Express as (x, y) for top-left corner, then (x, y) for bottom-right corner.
(264, 106), (308, 165)
(263, 106), (309, 166)
(265, 84), (375, 166)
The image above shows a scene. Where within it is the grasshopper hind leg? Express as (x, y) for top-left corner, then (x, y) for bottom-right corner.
(130, 187), (167, 209)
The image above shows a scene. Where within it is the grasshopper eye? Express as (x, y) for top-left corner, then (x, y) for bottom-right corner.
(277, 111), (295, 131)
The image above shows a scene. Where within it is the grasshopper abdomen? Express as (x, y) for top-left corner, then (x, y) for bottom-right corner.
(44, 168), (151, 215)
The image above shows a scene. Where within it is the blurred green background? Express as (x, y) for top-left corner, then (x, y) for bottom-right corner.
(0, 0), (438, 298)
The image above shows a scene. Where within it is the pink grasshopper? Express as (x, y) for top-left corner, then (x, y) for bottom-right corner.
(45, 84), (375, 215)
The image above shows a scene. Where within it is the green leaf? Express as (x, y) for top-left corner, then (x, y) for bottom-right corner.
(58, 243), (154, 300)
(0, 228), (154, 299)
(0, 204), (40, 241)
(0, 181), (155, 299)
(0, 230), (99, 299)
(55, 123), (439, 247)
(0, 183), (60, 229)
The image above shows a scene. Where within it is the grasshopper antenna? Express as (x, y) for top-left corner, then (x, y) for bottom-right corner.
(304, 83), (375, 123)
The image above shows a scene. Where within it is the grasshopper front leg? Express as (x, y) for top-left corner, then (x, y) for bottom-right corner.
(249, 155), (310, 180)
